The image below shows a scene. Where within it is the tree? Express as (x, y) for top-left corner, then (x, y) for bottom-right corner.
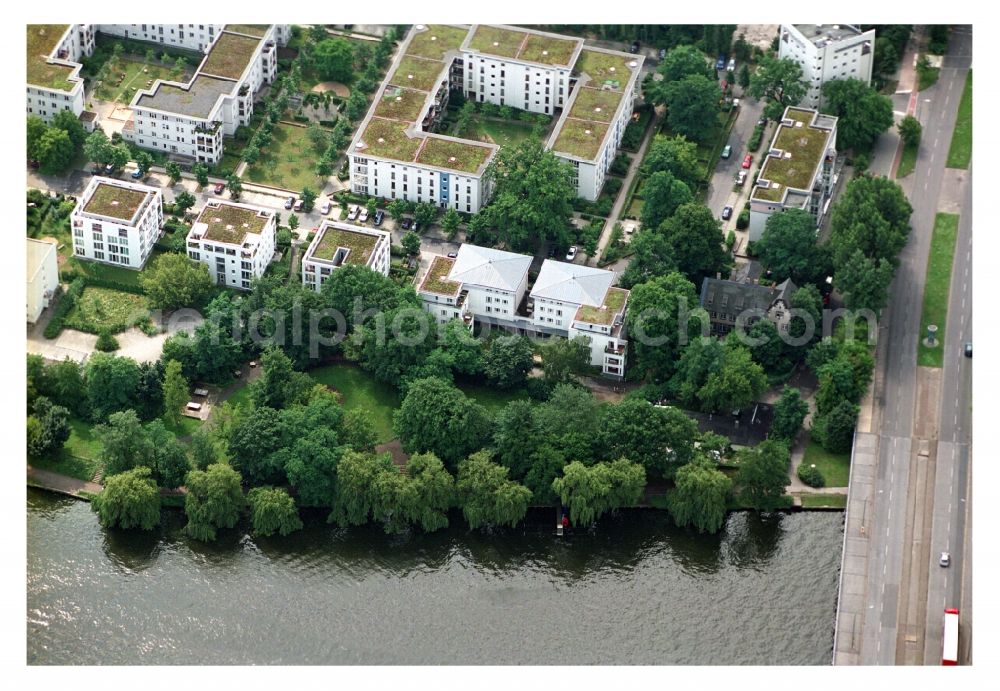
(86, 353), (142, 422)
(135, 150), (153, 174)
(746, 318), (789, 374)
(661, 75), (721, 142)
(248, 347), (313, 410)
(273, 403), (344, 508)
(641, 135), (701, 188)
(247, 487), (303, 537)
(51, 108), (86, 148)
(640, 170), (692, 229)
(812, 400), (859, 453)
(174, 190), (196, 215)
(696, 341), (768, 413)
(822, 79), (894, 152)
(313, 38), (355, 82)
(540, 336), (590, 384)
(405, 452), (455, 532)
(330, 450), (395, 528)
(194, 163), (210, 188)
(660, 202), (731, 285)
(226, 174), (242, 199)
(659, 44), (715, 82)
(145, 420), (191, 489)
(437, 318), (484, 376)
(898, 114), (922, 148)
(301, 186), (317, 212)
(141, 252), (213, 310)
(828, 174), (912, 270)
(401, 231), (421, 256)
(26, 397), (71, 458)
(456, 451), (532, 529)
(184, 463), (244, 541)
(354, 306), (437, 385)
(441, 207), (461, 240)
(92, 467), (161, 531)
(837, 249), (895, 313)
(394, 377), (493, 468)
(789, 284), (824, 344)
(748, 56), (809, 120)
(84, 129), (112, 164)
(165, 161), (182, 185)
(387, 199), (408, 222)
(771, 387), (809, 441)
(668, 455), (731, 533)
(670, 336), (726, 408)
(492, 399), (540, 480)
(27, 116), (48, 161)
(228, 406), (287, 487)
(109, 144), (131, 171)
(598, 399), (698, 476)
(737, 63), (751, 90)
(36, 127), (76, 175)
(620, 229), (676, 289)
(414, 203), (436, 228)
(345, 89), (369, 121)
(319, 263), (415, 333)
(189, 426), (225, 471)
(482, 335), (534, 389)
(735, 439), (790, 511)
(161, 359), (189, 427)
(756, 208), (821, 284)
(95, 409), (154, 477)
(342, 408), (378, 452)
(552, 459), (645, 526)
(625, 272), (700, 382)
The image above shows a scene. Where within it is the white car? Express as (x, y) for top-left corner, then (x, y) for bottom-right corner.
(347, 205), (359, 221)
(358, 207), (369, 223)
(320, 201), (332, 215)
(566, 246), (578, 261)
(939, 552), (951, 567)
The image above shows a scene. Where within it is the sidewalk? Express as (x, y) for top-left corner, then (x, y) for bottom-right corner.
(27, 466), (102, 500)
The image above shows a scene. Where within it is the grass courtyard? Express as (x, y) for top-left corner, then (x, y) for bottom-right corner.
(946, 71), (972, 169)
(802, 433), (851, 488)
(242, 122), (328, 192)
(917, 213), (960, 368)
(28, 417), (102, 482)
(91, 56), (195, 104)
(63, 286), (150, 335)
(462, 117), (537, 148)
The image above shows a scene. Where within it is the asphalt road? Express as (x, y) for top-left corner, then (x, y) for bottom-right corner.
(855, 25), (972, 665)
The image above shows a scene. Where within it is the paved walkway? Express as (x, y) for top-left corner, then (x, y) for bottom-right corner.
(27, 466), (102, 500)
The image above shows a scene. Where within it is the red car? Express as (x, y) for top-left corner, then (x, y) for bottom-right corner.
(742, 154), (752, 169)
(214, 182), (225, 194)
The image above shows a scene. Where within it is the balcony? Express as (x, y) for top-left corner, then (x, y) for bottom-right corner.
(605, 342), (626, 355)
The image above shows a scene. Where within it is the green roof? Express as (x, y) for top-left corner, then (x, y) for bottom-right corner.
(752, 109), (833, 203)
(389, 55), (447, 92)
(224, 24), (269, 38)
(467, 26), (525, 59)
(575, 49), (635, 87)
(197, 202), (271, 245)
(373, 87), (428, 122)
(576, 287), (629, 325)
(552, 118), (610, 160)
(200, 31), (262, 80)
(406, 24), (469, 61)
(419, 256), (461, 296)
(466, 26), (580, 67)
(82, 182), (151, 221)
(312, 226), (381, 264)
(27, 24), (75, 92)
(518, 32), (579, 67)
(567, 87), (623, 124)
(416, 136), (493, 173)
(357, 118), (422, 161)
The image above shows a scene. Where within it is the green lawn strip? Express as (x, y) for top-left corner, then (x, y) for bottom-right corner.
(63, 286), (149, 334)
(946, 71), (972, 169)
(28, 453), (99, 483)
(897, 141), (918, 178)
(243, 122), (328, 192)
(917, 213), (960, 367)
(458, 382), (529, 412)
(798, 493), (847, 509)
(465, 117), (536, 148)
(918, 65), (940, 91)
(802, 433), (851, 487)
(308, 365), (400, 443)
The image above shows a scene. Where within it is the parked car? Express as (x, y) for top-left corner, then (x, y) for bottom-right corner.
(131, 169), (144, 179)
(727, 57), (736, 72)
(715, 54), (727, 71)
(373, 209), (385, 226)
(401, 217), (413, 230)
(411, 221), (419, 233)
(629, 41), (640, 54)
(294, 199), (305, 212)
(320, 201), (332, 215)
(736, 170), (747, 186)
(721, 144), (732, 159)
(347, 205), (360, 221)
(742, 154), (753, 169)
(358, 207), (369, 223)
(547, 247), (556, 258)
(721, 206), (733, 221)
(214, 182), (225, 195)
(758, 116), (768, 128)
(566, 245), (578, 261)
(447, 252), (458, 259)
(104, 163), (115, 175)
(939, 552), (951, 567)
(964, 342), (972, 358)
(284, 196), (295, 210)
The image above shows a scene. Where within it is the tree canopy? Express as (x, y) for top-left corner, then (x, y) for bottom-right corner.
(247, 486), (303, 537)
(756, 208), (822, 285)
(456, 451), (532, 530)
(394, 377), (494, 468)
(661, 75), (721, 142)
(640, 170), (693, 230)
(822, 78), (894, 152)
(668, 455), (731, 533)
(92, 466), (161, 531)
(141, 252), (213, 311)
(735, 440), (790, 511)
(551, 458), (646, 526)
(660, 202), (731, 285)
(184, 463), (245, 541)
(748, 56), (809, 120)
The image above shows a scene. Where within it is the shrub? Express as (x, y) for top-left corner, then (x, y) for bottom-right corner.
(43, 279), (85, 339)
(725, 230), (736, 251)
(797, 464), (825, 488)
(610, 153), (631, 176)
(736, 207), (750, 230)
(95, 328), (120, 352)
(748, 124), (764, 152)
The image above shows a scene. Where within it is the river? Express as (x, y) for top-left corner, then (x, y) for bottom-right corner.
(27, 489), (843, 665)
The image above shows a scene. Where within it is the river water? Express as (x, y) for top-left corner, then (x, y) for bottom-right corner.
(27, 489), (843, 665)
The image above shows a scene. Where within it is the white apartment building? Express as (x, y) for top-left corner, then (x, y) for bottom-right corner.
(778, 24), (875, 109)
(70, 177), (163, 270)
(417, 243), (629, 379)
(97, 24), (224, 53)
(26, 24), (95, 124)
(186, 201), (276, 290)
(27, 238), (59, 324)
(301, 221), (391, 292)
(459, 25), (583, 115)
(127, 25), (286, 164)
(748, 106), (838, 242)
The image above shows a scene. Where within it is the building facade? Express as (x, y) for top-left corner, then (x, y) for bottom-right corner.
(186, 200), (276, 290)
(26, 24), (94, 124)
(699, 277), (797, 338)
(27, 238), (59, 324)
(748, 106), (838, 243)
(301, 221), (391, 292)
(97, 24), (224, 53)
(778, 24), (875, 109)
(70, 177), (163, 270)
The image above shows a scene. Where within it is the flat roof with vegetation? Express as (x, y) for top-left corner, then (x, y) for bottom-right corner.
(310, 225), (382, 264)
(576, 286), (629, 325)
(419, 256), (462, 297)
(197, 202), (271, 245)
(752, 107), (834, 203)
(552, 118), (610, 160)
(357, 118), (423, 162)
(199, 31), (262, 81)
(574, 49), (635, 87)
(406, 24), (469, 61)
(27, 24), (75, 92)
(136, 74), (234, 119)
(416, 136), (493, 174)
(389, 55), (448, 92)
(566, 87), (622, 124)
(466, 25), (579, 67)
(374, 86), (429, 122)
(225, 24), (270, 38)
(82, 182), (152, 222)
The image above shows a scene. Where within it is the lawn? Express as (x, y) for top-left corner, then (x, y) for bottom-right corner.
(799, 494), (847, 509)
(918, 213), (960, 367)
(463, 117), (536, 148)
(164, 415), (203, 438)
(242, 122), (329, 192)
(65, 255), (149, 288)
(459, 383), (529, 412)
(92, 56), (194, 104)
(897, 141), (918, 178)
(802, 433), (851, 488)
(28, 417), (102, 482)
(63, 286), (150, 334)
(308, 364), (401, 443)
(28, 453), (99, 483)
(946, 71), (972, 169)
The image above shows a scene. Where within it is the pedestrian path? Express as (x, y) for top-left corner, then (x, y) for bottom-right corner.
(27, 466), (102, 500)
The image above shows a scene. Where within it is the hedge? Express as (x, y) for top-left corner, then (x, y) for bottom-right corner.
(43, 279), (85, 339)
(797, 464), (825, 488)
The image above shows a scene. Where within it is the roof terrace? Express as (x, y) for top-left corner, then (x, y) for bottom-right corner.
(310, 225), (382, 265)
(576, 286), (629, 325)
(419, 256), (462, 297)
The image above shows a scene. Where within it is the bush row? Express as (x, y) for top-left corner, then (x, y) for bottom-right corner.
(42, 279), (85, 340)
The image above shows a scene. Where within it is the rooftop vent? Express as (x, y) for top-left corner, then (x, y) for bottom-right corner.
(111, 200), (119, 206)
(226, 224), (234, 230)
(448, 156), (457, 162)
(629, 61), (638, 68)
(783, 151), (792, 159)
(416, 24), (426, 30)
(493, 41), (499, 47)
(584, 129), (592, 135)
(794, 121), (803, 128)
(377, 137), (385, 143)
(396, 96), (402, 101)
(407, 74), (414, 79)
(542, 50), (549, 56)
(594, 107), (602, 113)
(430, 36), (437, 41)
(609, 66), (616, 72)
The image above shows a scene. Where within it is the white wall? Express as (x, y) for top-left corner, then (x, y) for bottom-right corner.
(461, 54), (570, 115)
(351, 155), (487, 214)
(70, 180), (163, 270)
(97, 24), (223, 53)
(27, 240), (59, 324)
(779, 25), (875, 108)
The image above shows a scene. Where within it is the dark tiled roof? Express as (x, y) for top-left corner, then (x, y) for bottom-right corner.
(700, 277), (797, 320)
